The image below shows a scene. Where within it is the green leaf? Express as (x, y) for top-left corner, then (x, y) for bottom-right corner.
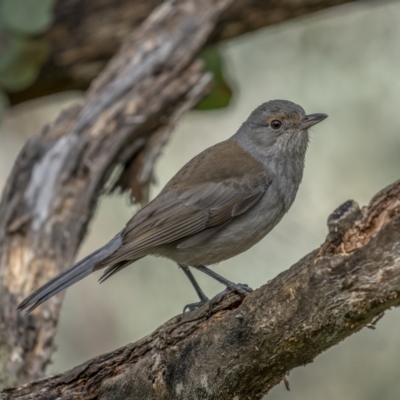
(195, 46), (233, 111)
(0, 38), (49, 91)
(0, 30), (24, 73)
(195, 78), (233, 111)
(0, 89), (9, 126)
(1, 0), (54, 35)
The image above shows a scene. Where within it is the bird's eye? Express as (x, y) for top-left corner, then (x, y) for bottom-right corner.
(270, 120), (282, 130)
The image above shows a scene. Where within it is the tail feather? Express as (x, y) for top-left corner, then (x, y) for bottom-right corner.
(98, 257), (144, 284)
(18, 234), (123, 313)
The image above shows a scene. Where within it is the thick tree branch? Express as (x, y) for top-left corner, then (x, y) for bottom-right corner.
(8, 0), (356, 104)
(1, 180), (399, 399)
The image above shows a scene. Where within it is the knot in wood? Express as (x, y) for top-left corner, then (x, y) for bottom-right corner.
(327, 200), (362, 236)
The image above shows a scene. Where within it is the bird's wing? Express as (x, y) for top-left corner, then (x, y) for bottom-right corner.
(104, 177), (268, 265)
(97, 140), (271, 267)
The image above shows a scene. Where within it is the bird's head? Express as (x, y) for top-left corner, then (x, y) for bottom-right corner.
(237, 99), (328, 157)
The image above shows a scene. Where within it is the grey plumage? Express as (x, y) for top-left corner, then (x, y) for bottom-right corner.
(18, 99), (327, 313)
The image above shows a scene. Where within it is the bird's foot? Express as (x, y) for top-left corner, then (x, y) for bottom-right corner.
(206, 284), (252, 308)
(183, 298), (209, 314)
(227, 282), (253, 296)
(182, 284), (252, 314)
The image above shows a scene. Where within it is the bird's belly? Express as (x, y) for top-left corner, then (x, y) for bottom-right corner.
(154, 192), (286, 266)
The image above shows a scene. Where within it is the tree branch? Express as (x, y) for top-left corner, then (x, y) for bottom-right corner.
(1, 179), (399, 399)
(8, 0), (356, 104)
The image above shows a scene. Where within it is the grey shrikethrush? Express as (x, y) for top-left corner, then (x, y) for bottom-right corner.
(18, 99), (328, 313)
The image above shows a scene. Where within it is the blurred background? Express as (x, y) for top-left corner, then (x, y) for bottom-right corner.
(1, 1), (400, 399)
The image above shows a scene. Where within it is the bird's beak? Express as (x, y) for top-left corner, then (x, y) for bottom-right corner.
(300, 113), (328, 130)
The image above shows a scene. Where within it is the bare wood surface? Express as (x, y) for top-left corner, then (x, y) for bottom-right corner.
(0, 0), (234, 388)
(8, 0), (356, 104)
(1, 180), (399, 399)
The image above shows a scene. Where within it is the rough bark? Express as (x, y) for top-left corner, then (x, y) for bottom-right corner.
(8, 0), (356, 104)
(0, 0), (235, 388)
(1, 180), (399, 400)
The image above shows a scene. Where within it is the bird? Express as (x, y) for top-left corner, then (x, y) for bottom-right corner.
(18, 100), (327, 313)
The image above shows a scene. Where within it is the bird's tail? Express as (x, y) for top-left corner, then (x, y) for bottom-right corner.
(18, 234), (123, 313)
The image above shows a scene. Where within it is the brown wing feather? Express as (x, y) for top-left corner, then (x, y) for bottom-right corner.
(177, 220), (231, 249)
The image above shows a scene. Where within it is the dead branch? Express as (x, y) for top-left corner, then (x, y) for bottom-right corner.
(1, 180), (399, 399)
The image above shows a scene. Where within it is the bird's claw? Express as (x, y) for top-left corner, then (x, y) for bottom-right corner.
(183, 284), (252, 314)
(230, 283), (253, 296)
(183, 300), (209, 314)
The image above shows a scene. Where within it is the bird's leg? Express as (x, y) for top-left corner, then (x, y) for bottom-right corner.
(179, 265), (209, 302)
(195, 265), (253, 296)
(179, 264), (209, 313)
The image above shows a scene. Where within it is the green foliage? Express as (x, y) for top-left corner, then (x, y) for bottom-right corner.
(0, 0), (54, 108)
(1, 0), (54, 35)
(196, 46), (233, 111)
(0, 35), (49, 91)
(0, 89), (8, 124)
